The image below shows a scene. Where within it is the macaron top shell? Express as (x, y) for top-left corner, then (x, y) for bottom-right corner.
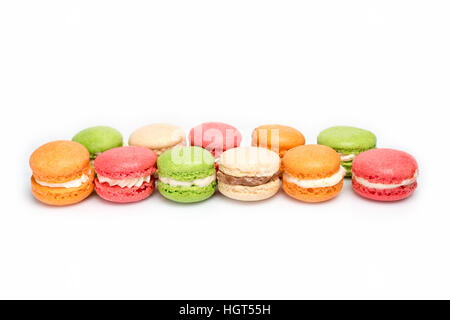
(30, 140), (91, 183)
(94, 146), (157, 180)
(317, 126), (376, 154)
(352, 148), (418, 184)
(128, 123), (185, 150)
(282, 145), (341, 179)
(157, 146), (215, 181)
(72, 126), (123, 158)
(252, 124), (305, 155)
(218, 146), (280, 177)
(189, 122), (242, 157)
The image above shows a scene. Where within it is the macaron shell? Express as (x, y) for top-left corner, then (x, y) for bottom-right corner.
(72, 126), (123, 158)
(352, 148), (418, 184)
(128, 123), (186, 151)
(189, 122), (242, 158)
(218, 147), (280, 178)
(252, 124), (305, 157)
(157, 146), (215, 181)
(352, 180), (417, 201)
(30, 140), (91, 183)
(282, 145), (341, 179)
(282, 178), (343, 202)
(94, 146), (157, 180)
(30, 169), (95, 206)
(317, 126), (376, 154)
(157, 181), (216, 203)
(218, 179), (280, 201)
(95, 178), (155, 203)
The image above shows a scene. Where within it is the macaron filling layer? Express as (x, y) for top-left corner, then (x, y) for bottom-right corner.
(97, 174), (152, 188)
(283, 166), (346, 188)
(217, 170), (281, 187)
(353, 170), (418, 190)
(159, 173), (216, 188)
(35, 172), (91, 188)
(339, 153), (355, 162)
(153, 140), (187, 156)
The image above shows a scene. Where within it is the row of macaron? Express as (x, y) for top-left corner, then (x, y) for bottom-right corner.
(29, 122), (418, 205)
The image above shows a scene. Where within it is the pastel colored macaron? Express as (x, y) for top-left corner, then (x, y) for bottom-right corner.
(94, 146), (157, 203)
(72, 126), (123, 161)
(282, 145), (346, 202)
(128, 123), (186, 156)
(317, 126), (376, 177)
(352, 148), (418, 201)
(189, 122), (242, 159)
(252, 124), (305, 158)
(29, 140), (95, 206)
(157, 146), (216, 203)
(217, 146), (281, 201)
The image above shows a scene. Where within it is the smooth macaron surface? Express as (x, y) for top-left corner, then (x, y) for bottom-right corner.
(352, 148), (418, 201)
(128, 123), (186, 155)
(94, 146), (157, 203)
(352, 148), (417, 184)
(252, 124), (305, 157)
(30, 140), (91, 183)
(282, 144), (341, 180)
(72, 126), (123, 159)
(218, 146), (281, 177)
(281, 145), (344, 202)
(189, 122), (242, 158)
(157, 146), (215, 181)
(317, 126), (376, 154)
(157, 146), (216, 203)
(29, 140), (94, 205)
(94, 146), (157, 180)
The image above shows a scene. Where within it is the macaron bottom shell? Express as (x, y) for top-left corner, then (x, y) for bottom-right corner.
(30, 171), (95, 206)
(157, 181), (216, 203)
(95, 178), (155, 203)
(282, 178), (344, 203)
(342, 161), (353, 177)
(217, 179), (280, 202)
(352, 179), (417, 201)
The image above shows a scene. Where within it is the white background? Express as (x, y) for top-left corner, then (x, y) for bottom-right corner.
(0, 1), (449, 299)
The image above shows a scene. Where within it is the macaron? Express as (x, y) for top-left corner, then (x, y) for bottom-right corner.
(94, 146), (157, 203)
(189, 122), (242, 159)
(72, 126), (123, 161)
(128, 123), (186, 156)
(157, 146), (216, 203)
(217, 146), (281, 201)
(317, 126), (376, 177)
(29, 140), (95, 206)
(252, 124), (305, 158)
(352, 148), (418, 201)
(282, 145), (346, 202)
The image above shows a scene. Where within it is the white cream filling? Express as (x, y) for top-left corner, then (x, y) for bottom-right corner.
(339, 153), (355, 162)
(159, 173), (216, 188)
(353, 170), (418, 189)
(97, 174), (152, 188)
(35, 173), (90, 188)
(283, 166), (346, 188)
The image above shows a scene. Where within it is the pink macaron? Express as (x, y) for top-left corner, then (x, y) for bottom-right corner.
(189, 122), (242, 159)
(352, 148), (418, 201)
(94, 146), (157, 203)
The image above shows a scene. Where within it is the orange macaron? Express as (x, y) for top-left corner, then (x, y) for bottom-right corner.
(252, 124), (305, 158)
(282, 145), (346, 202)
(29, 140), (95, 206)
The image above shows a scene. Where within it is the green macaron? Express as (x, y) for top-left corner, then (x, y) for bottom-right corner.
(317, 126), (376, 176)
(72, 126), (123, 159)
(157, 146), (216, 203)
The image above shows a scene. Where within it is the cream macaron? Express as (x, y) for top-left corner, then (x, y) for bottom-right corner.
(128, 123), (186, 156)
(217, 146), (281, 201)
